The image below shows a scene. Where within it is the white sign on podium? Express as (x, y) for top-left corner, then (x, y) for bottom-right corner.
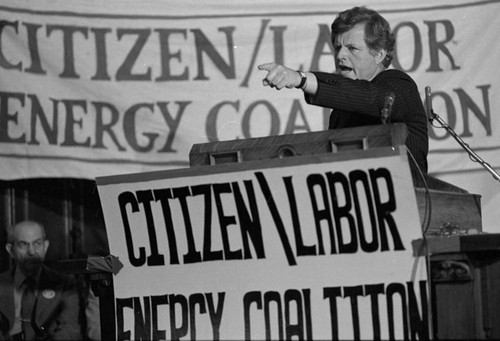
(96, 146), (428, 340)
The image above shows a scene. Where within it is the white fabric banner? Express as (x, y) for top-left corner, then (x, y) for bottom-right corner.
(1, 0), (499, 230)
(96, 147), (428, 340)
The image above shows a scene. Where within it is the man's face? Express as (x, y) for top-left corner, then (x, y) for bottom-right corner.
(333, 23), (385, 80)
(6, 222), (49, 276)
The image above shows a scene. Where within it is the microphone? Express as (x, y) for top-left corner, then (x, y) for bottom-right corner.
(425, 86), (434, 123)
(381, 92), (395, 124)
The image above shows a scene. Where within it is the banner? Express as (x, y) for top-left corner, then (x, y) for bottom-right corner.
(96, 147), (428, 340)
(1, 0), (500, 229)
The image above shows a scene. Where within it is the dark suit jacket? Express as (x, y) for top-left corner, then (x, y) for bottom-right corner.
(0, 266), (82, 340)
(306, 69), (429, 185)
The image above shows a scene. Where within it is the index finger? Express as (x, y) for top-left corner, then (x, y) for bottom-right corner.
(257, 62), (276, 71)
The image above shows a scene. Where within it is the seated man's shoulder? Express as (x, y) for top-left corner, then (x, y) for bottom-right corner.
(0, 269), (13, 284)
(41, 266), (77, 289)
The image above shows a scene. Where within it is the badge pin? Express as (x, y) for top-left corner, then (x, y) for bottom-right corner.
(42, 289), (56, 299)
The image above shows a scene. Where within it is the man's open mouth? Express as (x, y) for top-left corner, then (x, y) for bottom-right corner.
(339, 65), (353, 75)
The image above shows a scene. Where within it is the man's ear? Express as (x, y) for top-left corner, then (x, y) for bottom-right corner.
(5, 243), (13, 257)
(43, 240), (50, 253)
(376, 49), (387, 65)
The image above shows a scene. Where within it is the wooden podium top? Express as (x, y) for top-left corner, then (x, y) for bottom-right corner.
(190, 123), (408, 166)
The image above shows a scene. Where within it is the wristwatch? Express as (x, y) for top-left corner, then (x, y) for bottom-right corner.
(295, 71), (307, 89)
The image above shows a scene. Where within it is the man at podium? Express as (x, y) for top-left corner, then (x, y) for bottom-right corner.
(258, 6), (428, 186)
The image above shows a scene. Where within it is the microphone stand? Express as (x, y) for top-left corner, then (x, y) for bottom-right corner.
(426, 86), (500, 183)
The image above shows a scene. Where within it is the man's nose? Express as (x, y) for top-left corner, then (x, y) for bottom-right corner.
(337, 46), (348, 60)
(27, 243), (37, 255)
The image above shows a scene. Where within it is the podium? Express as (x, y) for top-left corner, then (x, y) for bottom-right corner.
(97, 124), (430, 340)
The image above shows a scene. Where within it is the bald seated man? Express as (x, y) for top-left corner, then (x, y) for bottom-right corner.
(0, 221), (82, 340)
